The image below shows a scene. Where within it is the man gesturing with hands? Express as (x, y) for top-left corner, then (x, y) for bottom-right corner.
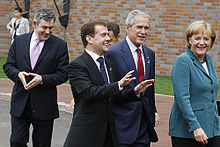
(4, 8), (69, 147)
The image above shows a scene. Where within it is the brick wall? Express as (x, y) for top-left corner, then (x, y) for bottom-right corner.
(0, 0), (219, 77)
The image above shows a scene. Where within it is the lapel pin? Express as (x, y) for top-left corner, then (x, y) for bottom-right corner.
(109, 67), (112, 71)
(146, 57), (150, 64)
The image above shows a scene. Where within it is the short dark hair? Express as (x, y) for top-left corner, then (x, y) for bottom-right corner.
(106, 21), (120, 38)
(14, 7), (22, 13)
(81, 21), (106, 48)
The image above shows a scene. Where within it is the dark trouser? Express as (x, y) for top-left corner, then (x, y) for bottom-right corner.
(10, 101), (54, 147)
(171, 136), (220, 147)
(119, 143), (150, 147)
(119, 108), (150, 147)
(103, 123), (114, 147)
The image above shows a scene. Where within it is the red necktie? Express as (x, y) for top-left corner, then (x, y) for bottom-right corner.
(136, 48), (144, 83)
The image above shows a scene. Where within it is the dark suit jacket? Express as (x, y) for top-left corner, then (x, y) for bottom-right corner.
(3, 32), (69, 120)
(105, 39), (158, 143)
(64, 51), (140, 147)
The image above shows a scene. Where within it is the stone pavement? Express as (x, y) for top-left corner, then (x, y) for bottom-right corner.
(0, 78), (173, 147)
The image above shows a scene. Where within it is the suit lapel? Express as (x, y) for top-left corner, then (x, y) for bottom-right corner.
(120, 40), (139, 85)
(186, 48), (212, 80)
(24, 33), (32, 70)
(82, 51), (105, 85)
(142, 46), (151, 80)
(105, 59), (114, 83)
(205, 54), (214, 79)
(33, 35), (53, 70)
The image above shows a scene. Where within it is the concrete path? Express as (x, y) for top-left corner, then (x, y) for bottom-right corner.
(0, 78), (173, 147)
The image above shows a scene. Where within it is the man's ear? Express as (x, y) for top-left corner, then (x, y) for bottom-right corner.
(117, 33), (122, 41)
(86, 35), (93, 44)
(32, 21), (37, 28)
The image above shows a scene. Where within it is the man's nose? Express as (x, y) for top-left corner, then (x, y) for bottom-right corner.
(45, 28), (50, 34)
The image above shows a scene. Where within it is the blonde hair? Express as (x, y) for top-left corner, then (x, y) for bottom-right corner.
(186, 20), (216, 49)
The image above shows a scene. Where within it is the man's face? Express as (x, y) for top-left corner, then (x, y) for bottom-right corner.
(126, 15), (150, 47)
(108, 30), (119, 46)
(90, 25), (110, 56)
(33, 19), (54, 41)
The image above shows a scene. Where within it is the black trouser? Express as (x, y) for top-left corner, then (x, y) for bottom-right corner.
(104, 123), (114, 147)
(171, 136), (220, 147)
(10, 100), (54, 147)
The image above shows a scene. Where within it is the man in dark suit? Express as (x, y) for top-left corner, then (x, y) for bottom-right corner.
(3, 8), (69, 147)
(105, 9), (159, 147)
(64, 21), (154, 147)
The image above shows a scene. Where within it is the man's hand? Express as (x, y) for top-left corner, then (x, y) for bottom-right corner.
(193, 128), (208, 144)
(70, 99), (74, 111)
(119, 70), (136, 87)
(25, 73), (42, 90)
(18, 71), (29, 89)
(134, 79), (154, 95)
(155, 112), (159, 127)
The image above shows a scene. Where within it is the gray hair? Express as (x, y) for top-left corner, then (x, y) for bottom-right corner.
(34, 8), (56, 24)
(126, 9), (150, 27)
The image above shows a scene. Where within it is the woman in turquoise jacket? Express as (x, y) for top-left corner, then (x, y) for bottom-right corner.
(169, 20), (220, 147)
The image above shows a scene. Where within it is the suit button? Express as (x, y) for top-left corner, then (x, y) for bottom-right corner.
(211, 81), (213, 84)
(212, 99), (214, 103)
(211, 90), (213, 94)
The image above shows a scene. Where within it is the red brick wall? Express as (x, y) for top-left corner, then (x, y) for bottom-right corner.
(1, 0), (219, 77)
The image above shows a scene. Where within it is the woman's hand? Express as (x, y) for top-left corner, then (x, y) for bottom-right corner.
(193, 128), (208, 144)
(9, 28), (14, 35)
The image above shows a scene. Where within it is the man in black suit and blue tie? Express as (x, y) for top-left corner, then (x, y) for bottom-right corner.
(64, 21), (154, 147)
(3, 8), (69, 147)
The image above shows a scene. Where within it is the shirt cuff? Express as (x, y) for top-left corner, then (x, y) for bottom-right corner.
(118, 82), (123, 91)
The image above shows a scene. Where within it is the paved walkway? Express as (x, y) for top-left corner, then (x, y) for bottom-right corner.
(0, 78), (173, 147)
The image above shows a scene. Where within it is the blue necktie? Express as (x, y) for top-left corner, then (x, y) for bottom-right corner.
(97, 57), (108, 84)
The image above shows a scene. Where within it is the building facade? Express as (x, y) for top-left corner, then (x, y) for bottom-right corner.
(0, 0), (219, 77)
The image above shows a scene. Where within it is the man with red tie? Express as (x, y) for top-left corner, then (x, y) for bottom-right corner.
(106, 9), (159, 147)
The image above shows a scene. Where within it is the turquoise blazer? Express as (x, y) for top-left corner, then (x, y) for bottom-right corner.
(169, 48), (220, 138)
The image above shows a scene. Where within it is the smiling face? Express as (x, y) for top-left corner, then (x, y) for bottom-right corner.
(189, 31), (211, 61)
(33, 19), (54, 41)
(126, 15), (150, 47)
(89, 25), (110, 56)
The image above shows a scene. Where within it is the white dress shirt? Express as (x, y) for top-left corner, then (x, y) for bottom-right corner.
(30, 31), (45, 58)
(85, 49), (110, 83)
(126, 36), (146, 75)
(202, 62), (209, 76)
(85, 49), (122, 90)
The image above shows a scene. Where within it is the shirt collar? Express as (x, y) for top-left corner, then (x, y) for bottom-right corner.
(85, 49), (104, 62)
(126, 36), (143, 53)
(31, 31), (38, 43)
(31, 31), (45, 43)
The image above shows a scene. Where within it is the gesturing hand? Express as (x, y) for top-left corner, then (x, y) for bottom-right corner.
(119, 70), (136, 87)
(18, 71), (29, 89)
(193, 128), (208, 144)
(25, 73), (42, 90)
(134, 79), (154, 95)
